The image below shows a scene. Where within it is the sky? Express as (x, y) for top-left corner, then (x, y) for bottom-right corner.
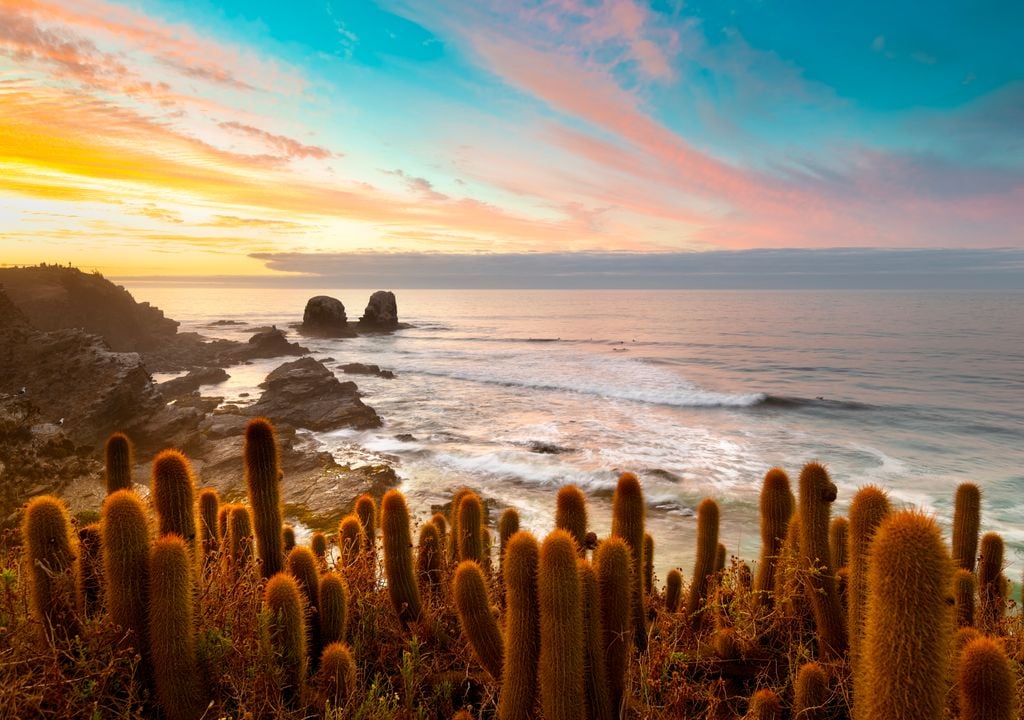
(0, 0), (1022, 284)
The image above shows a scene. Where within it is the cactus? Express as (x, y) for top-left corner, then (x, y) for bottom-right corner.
(847, 485), (890, 679)
(556, 485), (588, 554)
(149, 534), (205, 720)
(595, 536), (632, 716)
(217, 504), (231, 543)
(431, 512), (449, 562)
(773, 511), (806, 620)
(753, 467), (794, 608)
(416, 522), (442, 592)
(454, 560), (504, 679)
(745, 688), (781, 720)
(244, 417), (285, 578)
(104, 432), (134, 494)
(151, 449), (197, 548)
(539, 530), (585, 720)
(498, 530), (541, 720)
(458, 492), (484, 564)
(644, 533), (656, 593)
(611, 471), (647, 651)
(227, 505), (253, 574)
(101, 490), (150, 659)
(380, 490), (422, 625)
(714, 542), (726, 574)
(449, 488), (474, 562)
(76, 522), (103, 618)
(797, 462), (847, 659)
(665, 568), (682, 613)
(978, 531), (1004, 632)
(264, 572), (308, 707)
(953, 568), (975, 627)
(956, 636), (1017, 720)
(316, 642), (357, 711)
(283, 525), (296, 554)
(311, 532), (327, 562)
(686, 498), (719, 629)
(793, 662), (828, 720)
(713, 627), (739, 660)
(858, 511), (952, 720)
(580, 559), (612, 720)
(338, 514), (365, 569)
(197, 488), (219, 559)
(952, 482), (981, 572)
(22, 495), (79, 645)
(288, 546), (321, 662)
(498, 508), (520, 562)
(319, 572), (349, 649)
(829, 516), (848, 569)
(354, 494), (377, 558)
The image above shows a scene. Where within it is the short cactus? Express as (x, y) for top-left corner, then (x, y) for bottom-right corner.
(847, 485), (890, 679)
(956, 635), (1017, 720)
(595, 537), (632, 716)
(556, 485), (588, 554)
(952, 482), (981, 572)
(745, 688), (782, 720)
(953, 569), (975, 627)
(316, 642), (357, 711)
(380, 490), (422, 625)
(611, 471), (647, 651)
(151, 449), (197, 548)
(244, 417), (285, 578)
(458, 492), (485, 564)
(498, 530), (540, 720)
(797, 462), (846, 659)
(794, 662), (828, 720)
(449, 488), (474, 562)
(104, 432), (134, 494)
(416, 522), (442, 592)
(283, 525), (296, 554)
(354, 494), (377, 558)
(101, 490), (150, 658)
(539, 530), (585, 720)
(978, 531), (1004, 632)
(829, 516), (848, 569)
(644, 533), (656, 593)
(22, 495), (79, 645)
(453, 560), (504, 679)
(311, 532), (327, 562)
(226, 505), (253, 573)
(338, 514), (365, 568)
(76, 522), (103, 619)
(149, 534), (205, 720)
(287, 546), (321, 661)
(714, 542), (726, 574)
(264, 572), (308, 707)
(498, 508), (520, 562)
(686, 498), (719, 629)
(753, 467), (794, 607)
(197, 488), (219, 559)
(319, 572), (349, 649)
(665, 568), (682, 613)
(580, 559), (612, 720)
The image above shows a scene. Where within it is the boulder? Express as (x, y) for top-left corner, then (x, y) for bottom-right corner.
(339, 362), (396, 379)
(248, 357), (380, 431)
(157, 367), (229, 399)
(301, 296), (355, 337)
(358, 290), (399, 330)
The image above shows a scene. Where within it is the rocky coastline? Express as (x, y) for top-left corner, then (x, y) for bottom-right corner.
(0, 265), (402, 529)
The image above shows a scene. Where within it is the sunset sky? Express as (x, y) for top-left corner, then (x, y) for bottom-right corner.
(1, 0), (1022, 281)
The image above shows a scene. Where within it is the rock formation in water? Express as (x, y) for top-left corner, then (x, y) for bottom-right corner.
(301, 296), (356, 338)
(358, 290), (399, 331)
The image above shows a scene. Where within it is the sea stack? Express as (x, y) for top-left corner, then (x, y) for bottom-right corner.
(301, 296), (355, 337)
(358, 291), (399, 331)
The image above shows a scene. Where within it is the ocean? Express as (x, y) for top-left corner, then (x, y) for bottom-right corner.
(123, 285), (1024, 581)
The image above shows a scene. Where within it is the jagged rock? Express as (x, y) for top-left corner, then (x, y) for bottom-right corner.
(339, 362), (396, 379)
(358, 290), (399, 330)
(301, 295), (355, 337)
(248, 357), (380, 431)
(158, 367), (229, 398)
(232, 328), (308, 361)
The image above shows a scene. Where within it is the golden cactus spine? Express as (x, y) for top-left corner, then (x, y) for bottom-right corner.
(151, 449), (197, 548)
(977, 531), (1004, 632)
(454, 560), (504, 679)
(665, 568), (682, 613)
(797, 462), (847, 659)
(956, 635), (1017, 720)
(416, 522), (442, 592)
(282, 525), (296, 554)
(197, 488), (219, 559)
(104, 431), (134, 494)
(580, 559), (612, 720)
(539, 530), (585, 720)
(457, 492), (485, 564)
(829, 516), (848, 569)
(431, 512), (449, 562)
(953, 569), (975, 627)
(556, 485), (589, 554)
(226, 504), (253, 575)
(318, 572), (349, 649)
(101, 490), (150, 658)
(76, 522), (103, 619)
(793, 662), (829, 720)
(380, 489), (422, 625)
(594, 536), (632, 717)
(498, 507), (520, 563)
(644, 532), (656, 593)
(338, 514), (365, 569)
(311, 532), (327, 561)
(714, 541), (726, 574)
(287, 546), (321, 662)
(149, 534), (205, 720)
(611, 471), (647, 651)
(745, 688), (782, 720)
(847, 485), (890, 680)
(952, 482), (981, 572)
(354, 493), (377, 559)
(498, 530), (540, 720)
(686, 498), (719, 628)
(449, 488), (473, 562)
(244, 417), (285, 578)
(22, 495), (79, 645)
(316, 642), (357, 712)
(753, 467), (794, 607)
(857, 511), (952, 720)
(264, 572), (308, 707)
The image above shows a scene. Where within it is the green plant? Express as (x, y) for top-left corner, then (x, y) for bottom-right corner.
(753, 467), (794, 608)
(22, 495), (79, 646)
(104, 432), (134, 494)
(244, 417), (285, 578)
(539, 530), (584, 720)
(151, 449), (197, 548)
(686, 498), (719, 629)
(797, 462), (846, 659)
(644, 533), (656, 592)
(952, 483), (981, 572)
(611, 471), (647, 652)
(498, 530), (540, 720)
(453, 560), (504, 680)
(380, 490), (422, 625)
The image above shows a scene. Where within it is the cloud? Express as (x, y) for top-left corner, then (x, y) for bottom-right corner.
(219, 121), (335, 160)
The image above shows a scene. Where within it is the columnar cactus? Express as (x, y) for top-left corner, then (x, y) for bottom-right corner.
(611, 471), (647, 651)
(318, 572), (349, 649)
(580, 560), (612, 720)
(594, 536), (632, 717)
(282, 525), (296, 554)
(847, 485), (890, 679)
(539, 530), (585, 720)
(311, 532), (327, 562)
(745, 688), (782, 720)
(449, 488), (473, 562)
(151, 449), (197, 548)
(687, 498), (719, 629)
(453, 560), (504, 679)
(978, 531), (1004, 632)
(197, 488), (219, 559)
(956, 635), (1017, 720)
(287, 546), (321, 662)
(953, 569), (975, 627)
(498, 530), (540, 720)
(104, 432), (134, 494)
(244, 417), (285, 578)
(354, 494), (377, 559)
(665, 568), (682, 613)
(794, 662), (829, 720)
(380, 490), (422, 625)
(149, 535), (205, 720)
(227, 505), (253, 574)
(416, 522), (442, 592)
(753, 467), (794, 607)
(316, 642), (357, 711)
(644, 533), (656, 593)
(952, 482), (981, 572)
(101, 490), (150, 659)
(829, 516), (848, 569)
(458, 493), (485, 564)
(431, 512), (449, 561)
(714, 542), (726, 574)
(797, 462), (846, 659)
(264, 572), (308, 707)
(555, 485), (588, 554)
(338, 515), (365, 569)
(76, 522), (103, 619)
(858, 511), (952, 720)
(498, 508), (520, 563)
(217, 504), (231, 543)
(22, 495), (79, 646)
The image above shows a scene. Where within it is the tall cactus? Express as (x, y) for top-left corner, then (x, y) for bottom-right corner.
(319, 572), (349, 649)
(580, 559), (612, 720)
(104, 431), (134, 494)
(539, 530), (585, 720)
(244, 417), (285, 578)
(754, 467), (794, 607)
(687, 498), (719, 629)
(956, 635), (1017, 720)
(829, 516), (848, 569)
(797, 462), (846, 658)
(556, 485), (588, 554)
(594, 536), (632, 717)
(498, 530), (540, 720)
(952, 482), (981, 572)
(264, 572), (308, 707)
(416, 522), (442, 593)
(644, 533), (656, 593)
(380, 490), (422, 625)
(22, 495), (79, 646)
(458, 493), (485, 564)
(76, 522), (103, 619)
(102, 490), (150, 659)
(287, 546), (321, 663)
(794, 662), (829, 720)
(858, 511), (952, 720)
(449, 488), (473, 562)
(977, 531), (1004, 632)
(453, 560), (504, 679)
(151, 449), (197, 548)
(847, 485), (890, 681)
(953, 569), (975, 627)
(354, 494), (377, 559)
(197, 488), (219, 559)
(149, 534), (205, 720)
(611, 471), (647, 651)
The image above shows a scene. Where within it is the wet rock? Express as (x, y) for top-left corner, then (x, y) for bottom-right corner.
(231, 327), (308, 361)
(358, 290), (399, 331)
(158, 367), (229, 398)
(394, 433), (418, 442)
(340, 362), (396, 379)
(528, 441), (574, 455)
(301, 295), (355, 338)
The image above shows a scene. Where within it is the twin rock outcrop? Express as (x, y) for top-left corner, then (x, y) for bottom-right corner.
(300, 290), (401, 337)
